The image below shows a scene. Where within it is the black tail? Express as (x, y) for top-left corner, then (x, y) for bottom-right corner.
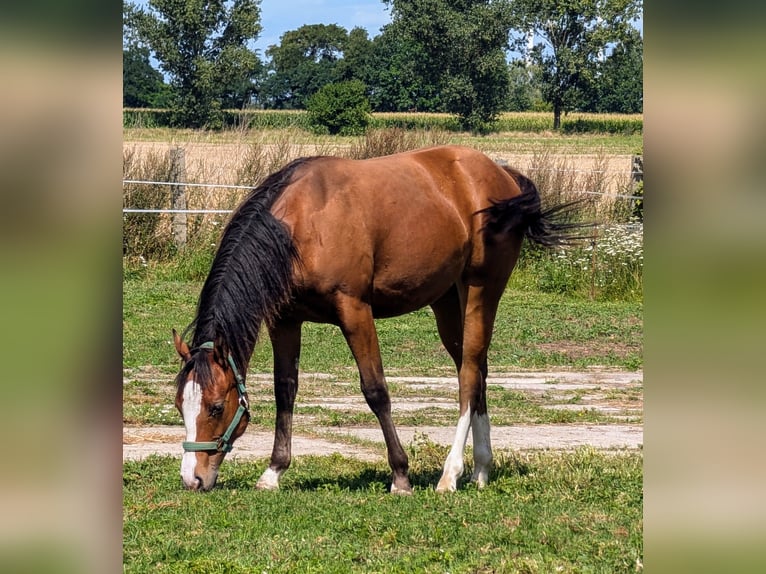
(480, 168), (593, 247)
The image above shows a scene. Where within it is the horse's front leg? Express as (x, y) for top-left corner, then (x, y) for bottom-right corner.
(256, 320), (302, 490)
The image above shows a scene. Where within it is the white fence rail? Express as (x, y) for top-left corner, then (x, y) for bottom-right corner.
(124, 149), (643, 248)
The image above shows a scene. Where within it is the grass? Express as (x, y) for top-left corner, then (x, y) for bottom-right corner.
(124, 448), (642, 573)
(123, 274), (642, 430)
(123, 276), (642, 375)
(123, 126), (643, 156)
(123, 278), (642, 573)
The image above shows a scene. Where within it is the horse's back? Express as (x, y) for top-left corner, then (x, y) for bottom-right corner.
(271, 146), (522, 320)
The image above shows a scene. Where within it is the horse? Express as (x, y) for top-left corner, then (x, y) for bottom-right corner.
(172, 145), (584, 493)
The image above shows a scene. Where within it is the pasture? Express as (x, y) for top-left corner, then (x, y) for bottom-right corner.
(123, 121), (643, 572)
(123, 280), (643, 572)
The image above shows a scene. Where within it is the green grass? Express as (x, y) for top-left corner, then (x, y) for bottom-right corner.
(123, 276), (642, 375)
(123, 274), (641, 429)
(123, 113), (642, 156)
(123, 272), (642, 572)
(124, 448), (642, 573)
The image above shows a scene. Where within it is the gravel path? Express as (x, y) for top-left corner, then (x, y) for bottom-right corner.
(123, 370), (642, 462)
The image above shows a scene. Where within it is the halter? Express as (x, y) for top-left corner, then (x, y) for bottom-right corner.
(182, 341), (250, 454)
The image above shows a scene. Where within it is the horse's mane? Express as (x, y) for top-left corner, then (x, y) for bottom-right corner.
(177, 157), (317, 389)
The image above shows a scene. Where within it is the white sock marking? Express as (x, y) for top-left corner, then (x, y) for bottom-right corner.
(437, 408), (472, 492)
(471, 412), (492, 487)
(256, 467), (282, 490)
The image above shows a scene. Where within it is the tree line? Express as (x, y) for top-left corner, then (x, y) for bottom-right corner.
(124, 0), (642, 132)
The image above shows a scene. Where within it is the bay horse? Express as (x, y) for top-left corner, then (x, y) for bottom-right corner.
(173, 145), (583, 493)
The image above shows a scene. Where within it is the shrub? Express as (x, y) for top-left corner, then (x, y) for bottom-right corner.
(306, 81), (372, 136)
(512, 224), (643, 301)
(348, 127), (451, 159)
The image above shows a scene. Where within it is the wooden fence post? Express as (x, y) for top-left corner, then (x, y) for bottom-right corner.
(170, 147), (187, 250)
(631, 155), (643, 185)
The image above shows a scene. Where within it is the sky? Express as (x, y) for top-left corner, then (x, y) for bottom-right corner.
(255, 0), (392, 54)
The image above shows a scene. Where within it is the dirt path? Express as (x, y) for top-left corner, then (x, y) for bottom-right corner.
(123, 142), (633, 195)
(123, 370), (642, 462)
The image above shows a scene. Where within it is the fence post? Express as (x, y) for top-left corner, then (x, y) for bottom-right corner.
(170, 147), (187, 250)
(631, 155), (643, 185)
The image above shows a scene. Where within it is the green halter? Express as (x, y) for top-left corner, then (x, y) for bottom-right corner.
(182, 341), (250, 454)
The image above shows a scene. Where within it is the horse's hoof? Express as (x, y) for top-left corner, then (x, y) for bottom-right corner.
(435, 478), (457, 493)
(391, 476), (413, 495)
(255, 467), (281, 490)
(471, 473), (489, 489)
(390, 484), (413, 495)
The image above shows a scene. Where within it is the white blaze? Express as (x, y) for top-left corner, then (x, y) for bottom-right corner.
(180, 380), (202, 486)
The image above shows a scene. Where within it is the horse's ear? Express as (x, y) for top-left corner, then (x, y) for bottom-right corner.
(213, 332), (229, 368)
(173, 329), (191, 362)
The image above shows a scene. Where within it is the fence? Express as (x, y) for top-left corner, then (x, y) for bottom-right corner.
(123, 147), (643, 252)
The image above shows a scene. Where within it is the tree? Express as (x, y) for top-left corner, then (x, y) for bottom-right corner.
(506, 60), (544, 111)
(590, 27), (643, 113)
(510, 0), (642, 128)
(262, 24), (348, 109)
(366, 27), (441, 112)
(123, 44), (173, 108)
(384, 0), (514, 132)
(337, 27), (376, 86)
(124, 0), (262, 127)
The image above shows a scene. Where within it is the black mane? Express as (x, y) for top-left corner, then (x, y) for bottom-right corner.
(179, 157), (316, 388)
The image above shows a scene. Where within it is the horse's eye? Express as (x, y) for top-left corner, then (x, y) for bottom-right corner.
(208, 403), (224, 418)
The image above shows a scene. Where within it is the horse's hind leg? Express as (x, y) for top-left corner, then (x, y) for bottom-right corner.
(256, 320), (302, 490)
(432, 285), (489, 485)
(431, 284), (465, 371)
(335, 294), (412, 494)
(436, 284), (500, 493)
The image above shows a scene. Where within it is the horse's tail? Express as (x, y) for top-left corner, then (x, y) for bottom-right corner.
(480, 166), (593, 247)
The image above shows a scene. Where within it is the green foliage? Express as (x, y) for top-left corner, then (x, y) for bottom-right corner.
(560, 116), (643, 134)
(506, 60), (543, 112)
(385, 0), (515, 132)
(123, 450), (643, 573)
(632, 180), (644, 221)
(306, 80), (372, 136)
(589, 28), (644, 114)
(123, 45), (173, 108)
(124, 0), (262, 128)
(513, 224), (644, 301)
(263, 23), (348, 109)
(123, 109), (642, 134)
(510, 0), (644, 128)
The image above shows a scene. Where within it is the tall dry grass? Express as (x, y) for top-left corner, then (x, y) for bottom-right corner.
(123, 128), (642, 298)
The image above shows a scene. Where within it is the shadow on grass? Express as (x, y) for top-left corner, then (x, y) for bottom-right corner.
(216, 452), (531, 493)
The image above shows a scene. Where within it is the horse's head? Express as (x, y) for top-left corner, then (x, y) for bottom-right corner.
(172, 330), (250, 491)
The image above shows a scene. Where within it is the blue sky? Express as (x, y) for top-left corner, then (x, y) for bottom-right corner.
(255, 0), (392, 54)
